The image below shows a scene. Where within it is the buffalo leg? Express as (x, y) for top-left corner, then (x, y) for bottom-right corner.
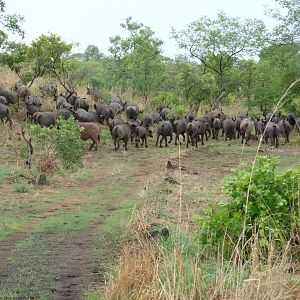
(155, 135), (160, 147)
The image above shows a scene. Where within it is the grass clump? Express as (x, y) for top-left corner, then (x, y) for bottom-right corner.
(211, 146), (221, 155)
(0, 167), (12, 182)
(13, 182), (31, 193)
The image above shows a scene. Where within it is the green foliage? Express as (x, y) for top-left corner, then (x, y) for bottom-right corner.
(1, 33), (73, 85)
(13, 182), (31, 193)
(172, 12), (266, 104)
(167, 105), (186, 120)
(174, 58), (215, 111)
(149, 91), (179, 110)
(239, 44), (300, 111)
(195, 156), (300, 257)
(100, 128), (113, 146)
(29, 118), (83, 169)
(0, 42), (28, 74)
(285, 96), (300, 115)
(28, 33), (72, 72)
(266, 0), (300, 44)
(29, 124), (55, 158)
(53, 118), (83, 169)
(108, 17), (165, 101)
(9, 102), (22, 113)
(83, 44), (103, 61)
(0, 0), (24, 47)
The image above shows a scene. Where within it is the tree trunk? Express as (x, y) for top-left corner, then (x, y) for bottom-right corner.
(214, 88), (226, 109)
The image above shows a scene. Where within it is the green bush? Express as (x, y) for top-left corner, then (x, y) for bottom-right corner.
(14, 182), (31, 193)
(29, 124), (55, 158)
(53, 117), (83, 169)
(29, 117), (83, 169)
(167, 105), (187, 120)
(195, 156), (300, 257)
(149, 91), (180, 111)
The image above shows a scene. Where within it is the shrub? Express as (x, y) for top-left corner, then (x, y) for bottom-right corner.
(29, 124), (55, 158)
(149, 91), (180, 111)
(29, 117), (83, 169)
(14, 182), (31, 193)
(53, 117), (83, 169)
(167, 105), (187, 120)
(195, 156), (300, 257)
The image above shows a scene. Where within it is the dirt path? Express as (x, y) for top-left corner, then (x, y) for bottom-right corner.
(0, 172), (107, 271)
(0, 152), (159, 299)
(48, 204), (118, 299)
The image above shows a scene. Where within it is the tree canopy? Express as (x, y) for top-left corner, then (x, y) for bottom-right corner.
(0, 0), (24, 47)
(172, 12), (266, 106)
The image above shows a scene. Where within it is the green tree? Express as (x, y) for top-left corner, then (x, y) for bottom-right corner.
(0, 41), (28, 74)
(172, 12), (266, 107)
(83, 44), (103, 61)
(108, 17), (164, 102)
(267, 0), (300, 44)
(175, 57), (215, 113)
(29, 34), (72, 76)
(0, 0), (24, 47)
(1, 34), (73, 86)
(244, 44), (300, 112)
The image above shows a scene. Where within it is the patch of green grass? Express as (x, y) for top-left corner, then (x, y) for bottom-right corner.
(13, 182), (32, 193)
(102, 198), (136, 237)
(84, 290), (103, 300)
(0, 216), (28, 241)
(100, 128), (113, 146)
(85, 198), (138, 299)
(0, 166), (12, 182)
(0, 188), (78, 242)
(33, 205), (103, 235)
(211, 146), (221, 155)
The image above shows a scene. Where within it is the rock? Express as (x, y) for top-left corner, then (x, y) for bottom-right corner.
(38, 173), (47, 186)
(164, 176), (180, 185)
(146, 225), (170, 240)
(167, 160), (186, 171)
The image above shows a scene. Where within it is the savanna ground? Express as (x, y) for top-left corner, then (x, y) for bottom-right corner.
(0, 113), (299, 299)
(0, 70), (299, 299)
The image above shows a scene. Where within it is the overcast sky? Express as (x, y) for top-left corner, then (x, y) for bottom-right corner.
(6, 0), (278, 58)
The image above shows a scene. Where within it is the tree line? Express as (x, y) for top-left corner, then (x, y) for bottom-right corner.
(0, 0), (299, 113)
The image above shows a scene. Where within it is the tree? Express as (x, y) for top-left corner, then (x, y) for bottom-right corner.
(267, 0), (300, 44)
(108, 17), (164, 102)
(83, 44), (103, 61)
(250, 44), (300, 112)
(0, 0), (24, 48)
(175, 57), (215, 113)
(0, 41), (28, 74)
(172, 12), (266, 107)
(3, 34), (73, 87)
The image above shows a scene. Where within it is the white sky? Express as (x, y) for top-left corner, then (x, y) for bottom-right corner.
(6, 0), (278, 58)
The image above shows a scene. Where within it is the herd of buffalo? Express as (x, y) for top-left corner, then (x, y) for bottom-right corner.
(0, 82), (299, 151)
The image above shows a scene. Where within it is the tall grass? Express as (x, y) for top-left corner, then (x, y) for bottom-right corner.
(103, 80), (300, 299)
